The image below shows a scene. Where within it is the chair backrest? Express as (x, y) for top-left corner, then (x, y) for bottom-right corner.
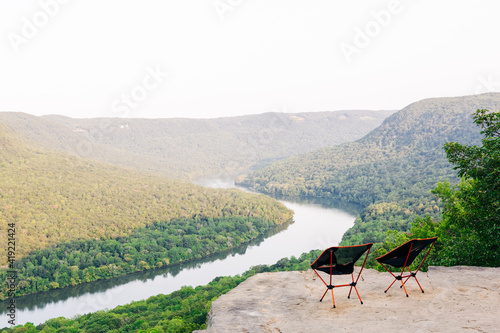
(376, 237), (437, 268)
(311, 243), (373, 275)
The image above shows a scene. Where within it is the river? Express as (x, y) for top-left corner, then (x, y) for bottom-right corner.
(3, 179), (360, 326)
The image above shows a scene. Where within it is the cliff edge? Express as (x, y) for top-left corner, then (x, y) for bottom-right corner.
(195, 266), (500, 332)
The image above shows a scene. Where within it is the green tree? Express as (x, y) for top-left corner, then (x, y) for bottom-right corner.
(433, 109), (500, 266)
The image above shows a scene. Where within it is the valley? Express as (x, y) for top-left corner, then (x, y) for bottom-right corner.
(0, 122), (292, 298)
(1, 189), (357, 326)
(240, 93), (500, 247)
(1, 93), (499, 331)
(0, 110), (392, 180)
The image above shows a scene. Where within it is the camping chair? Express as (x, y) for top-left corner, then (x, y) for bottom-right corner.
(311, 243), (373, 308)
(376, 237), (437, 297)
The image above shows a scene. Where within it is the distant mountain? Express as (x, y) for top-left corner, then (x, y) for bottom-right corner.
(239, 93), (500, 244)
(0, 110), (393, 180)
(0, 122), (292, 261)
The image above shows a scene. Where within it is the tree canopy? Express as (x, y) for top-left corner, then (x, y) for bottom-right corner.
(241, 94), (500, 246)
(432, 109), (500, 266)
(378, 109), (500, 267)
(0, 123), (292, 260)
(0, 110), (391, 180)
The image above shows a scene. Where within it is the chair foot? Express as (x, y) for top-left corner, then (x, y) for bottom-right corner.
(384, 290), (387, 293)
(406, 294), (408, 297)
(319, 299), (322, 302)
(347, 296), (350, 299)
(361, 301), (363, 305)
(333, 305), (336, 308)
(422, 290), (425, 293)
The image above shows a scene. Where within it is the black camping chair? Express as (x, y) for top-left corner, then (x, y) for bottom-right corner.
(311, 243), (373, 308)
(376, 237), (437, 297)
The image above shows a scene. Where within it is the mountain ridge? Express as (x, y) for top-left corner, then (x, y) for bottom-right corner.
(0, 110), (393, 179)
(239, 93), (500, 244)
(0, 121), (293, 261)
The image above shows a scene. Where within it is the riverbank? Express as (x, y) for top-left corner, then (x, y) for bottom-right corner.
(1, 197), (356, 326)
(197, 266), (500, 332)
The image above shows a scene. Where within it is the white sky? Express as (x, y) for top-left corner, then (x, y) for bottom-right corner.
(0, 0), (499, 119)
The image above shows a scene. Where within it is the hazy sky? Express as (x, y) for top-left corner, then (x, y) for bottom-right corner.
(1, 0), (499, 119)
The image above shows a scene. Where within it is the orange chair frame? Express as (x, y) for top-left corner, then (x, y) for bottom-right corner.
(311, 243), (372, 308)
(376, 237), (437, 297)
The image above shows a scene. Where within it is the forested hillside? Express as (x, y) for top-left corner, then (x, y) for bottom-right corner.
(239, 93), (500, 244)
(1, 252), (319, 332)
(0, 110), (392, 180)
(0, 217), (286, 299)
(0, 122), (292, 294)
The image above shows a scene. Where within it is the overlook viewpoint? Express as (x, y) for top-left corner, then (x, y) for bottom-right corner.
(196, 267), (500, 333)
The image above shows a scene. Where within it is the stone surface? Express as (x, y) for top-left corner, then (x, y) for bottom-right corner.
(194, 266), (500, 333)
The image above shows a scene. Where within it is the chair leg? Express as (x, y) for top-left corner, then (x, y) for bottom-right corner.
(400, 278), (409, 297)
(413, 275), (425, 293)
(319, 287), (336, 308)
(353, 286), (363, 304)
(331, 288), (336, 308)
(384, 278), (398, 293)
(320, 288), (329, 302)
(348, 274), (363, 304)
(402, 270), (425, 293)
(347, 274), (354, 299)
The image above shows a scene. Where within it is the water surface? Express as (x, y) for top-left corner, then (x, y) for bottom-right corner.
(3, 180), (359, 326)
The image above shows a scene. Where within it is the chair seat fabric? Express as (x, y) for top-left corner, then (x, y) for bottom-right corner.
(311, 243), (373, 307)
(375, 237), (437, 296)
(376, 237), (438, 268)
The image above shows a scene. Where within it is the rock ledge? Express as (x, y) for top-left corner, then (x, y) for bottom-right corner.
(195, 266), (500, 332)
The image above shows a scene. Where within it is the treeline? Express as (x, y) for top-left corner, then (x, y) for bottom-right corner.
(0, 110), (392, 180)
(378, 109), (500, 267)
(0, 217), (282, 299)
(0, 243), (440, 332)
(340, 198), (440, 246)
(1, 251), (321, 333)
(243, 147), (447, 245)
(0, 123), (292, 260)
(240, 94), (500, 246)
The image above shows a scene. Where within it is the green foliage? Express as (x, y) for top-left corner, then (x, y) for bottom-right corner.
(0, 123), (292, 262)
(430, 109), (499, 266)
(0, 251), (321, 333)
(241, 94), (500, 247)
(380, 109), (500, 267)
(0, 217), (281, 299)
(370, 216), (438, 272)
(0, 110), (392, 180)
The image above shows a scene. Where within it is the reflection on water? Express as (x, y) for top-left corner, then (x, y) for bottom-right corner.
(195, 175), (364, 216)
(4, 179), (357, 326)
(271, 194), (363, 217)
(2, 220), (291, 315)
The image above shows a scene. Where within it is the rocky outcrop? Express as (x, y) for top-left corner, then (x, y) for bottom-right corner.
(195, 266), (500, 332)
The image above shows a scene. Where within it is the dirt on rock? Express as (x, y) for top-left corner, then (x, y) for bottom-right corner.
(195, 266), (500, 333)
